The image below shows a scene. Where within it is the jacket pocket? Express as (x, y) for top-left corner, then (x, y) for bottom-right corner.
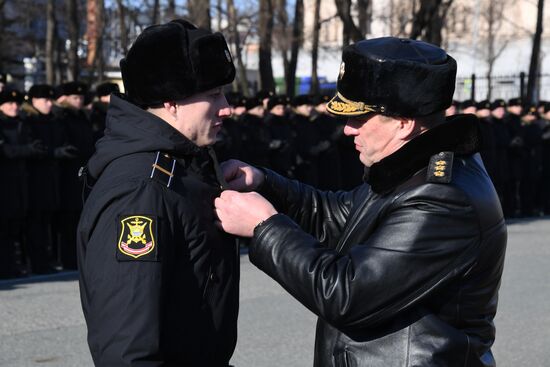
(332, 349), (357, 367)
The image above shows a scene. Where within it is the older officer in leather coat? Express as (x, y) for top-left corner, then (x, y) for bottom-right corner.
(77, 19), (239, 366)
(215, 37), (507, 367)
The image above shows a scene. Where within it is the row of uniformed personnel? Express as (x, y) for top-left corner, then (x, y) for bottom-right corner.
(216, 92), (366, 191)
(0, 78), (119, 278)
(447, 97), (550, 217)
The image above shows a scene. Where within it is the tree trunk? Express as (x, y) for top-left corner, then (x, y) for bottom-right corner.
(152, 0), (160, 24)
(0, 0), (5, 71)
(116, 0), (128, 55)
(165, 0), (176, 21)
(227, 0), (249, 94)
(95, 0), (105, 81)
(188, 0), (211, 30)
(259, 0), (275, 92)
(357, 0), (371, 36)
(286, 0), (303, 97)
(216, 0), (223, 31)
(276, 0), (290, 93)
(66, 0), (80, 81)
(310, 0), (321, 95)
(526, 0), (544, 104)
(334, 0), (363, 46)
(46, 0), (57, 84)
(410, 0), (453, 46)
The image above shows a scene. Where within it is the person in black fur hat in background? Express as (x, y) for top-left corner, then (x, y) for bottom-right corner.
(77, 19), (239, 366)
(21, 84), (73, 274)
(214, 37), (507, 366)
(52, 81), (95, 270)
(0, 89), (47, 278)
(89, 82), (120, 141)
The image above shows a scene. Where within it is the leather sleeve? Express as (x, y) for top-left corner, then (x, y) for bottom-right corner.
(259, 168), (366, 247)
(249, 184), (481, 330)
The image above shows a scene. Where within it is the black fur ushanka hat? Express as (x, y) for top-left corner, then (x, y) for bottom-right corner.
(327, 37), (457, 118)
(27, 84), (55, 99)
(120, 19), (236, 107)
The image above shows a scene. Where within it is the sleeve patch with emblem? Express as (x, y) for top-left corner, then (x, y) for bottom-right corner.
(117, 215), (159, 261)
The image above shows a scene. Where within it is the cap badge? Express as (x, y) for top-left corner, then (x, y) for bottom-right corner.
(224, 49), (232, 63)
(338, 62), (345, 80)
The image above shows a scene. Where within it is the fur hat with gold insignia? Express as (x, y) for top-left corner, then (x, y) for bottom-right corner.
(27, 84), (56, 99)
(326, 37), (457, 118)
(57, 81), (88, 97)
(95, 82), (120, 97)
(120, 19), (236, 107)
(0, 88), (24, 105)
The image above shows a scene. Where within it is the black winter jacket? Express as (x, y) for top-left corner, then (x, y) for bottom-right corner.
(77, 95), (239, 366)
(251, 115), (506, 367)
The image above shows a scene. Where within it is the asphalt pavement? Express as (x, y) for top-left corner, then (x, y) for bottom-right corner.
(0, 217), (549, 366)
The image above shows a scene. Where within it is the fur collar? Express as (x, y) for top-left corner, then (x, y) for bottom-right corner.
(366, 114), (481, 194)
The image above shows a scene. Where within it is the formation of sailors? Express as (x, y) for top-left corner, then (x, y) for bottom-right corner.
(447, 98), (550, 218)
(1, 77), (549, 279)
(0, 79), (119, 278)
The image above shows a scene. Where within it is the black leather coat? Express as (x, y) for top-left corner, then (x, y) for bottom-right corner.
(77, 95), (239, 366)
(251, 115), (506, 367)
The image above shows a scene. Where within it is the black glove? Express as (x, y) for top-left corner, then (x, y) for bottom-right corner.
(27, 140), (48, 156)
(54, 145), (78, 159)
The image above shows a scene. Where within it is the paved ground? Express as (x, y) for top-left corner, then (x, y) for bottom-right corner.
(0, 217), (549, 366)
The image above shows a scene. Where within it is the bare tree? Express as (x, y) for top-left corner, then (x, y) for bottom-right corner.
(310, 0), (321, 95)
(259, 0), (275, 92)
(481, 0), (510, 100)
(188, 0), (211, 30)
(356, 0), (372, 36)
(66, 0), (80, 81)
(215, 0), (223, 31)
(227, 0), (249, 94)
(86, 0), (105, 81)
(165, 0), (176, 21)
(410, 0), (454, 46)
(45, 0), (57, 84)
(151, 0), (160, 24)
(526, 0), (544, 104)
(286, 0), (303, 97)
(0, 0), (5, 71)
(274, 0), (289, 92)
(115, 0), (129, 55)
(334, 0), (363, 46)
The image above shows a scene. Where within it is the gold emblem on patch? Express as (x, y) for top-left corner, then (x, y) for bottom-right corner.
(118, 216), (155, 258)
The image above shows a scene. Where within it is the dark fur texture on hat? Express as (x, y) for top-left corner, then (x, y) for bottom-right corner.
(508, 97), (522, 107)
(476, 100), (491, 110)
(120, 19), (235, 107)
(327, 37), (456, 117)
(28, 84), (55, 99)
(245, 97), (262, 110)
(96, 82), (120, 97)
(491, 99), (506, 110)
(460, 99), (476, 110)
(267, 95), (288, 111)
(58, 81), (88, 96)
(291, 94), (312, 107)
(0, 88), (24, 105)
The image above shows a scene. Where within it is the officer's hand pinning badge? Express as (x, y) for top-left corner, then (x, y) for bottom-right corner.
(116, 215), (159, 261)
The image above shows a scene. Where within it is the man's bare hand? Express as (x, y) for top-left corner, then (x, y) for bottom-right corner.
(220, 159), (265, 192)
(214, 190), (277, 237)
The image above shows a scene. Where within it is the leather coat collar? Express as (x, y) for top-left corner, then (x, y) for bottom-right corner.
(365, 114), (481, 194)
